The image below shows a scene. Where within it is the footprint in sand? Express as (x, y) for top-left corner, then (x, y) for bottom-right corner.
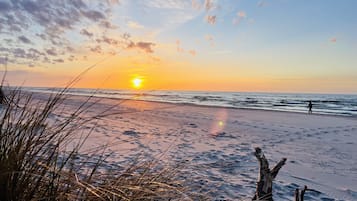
(123, 130), (139, 137)
(189, 123), (198, 128)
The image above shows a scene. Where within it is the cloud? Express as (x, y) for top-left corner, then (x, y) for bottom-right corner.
(122, 33), (131, 40)
(0, 0), (120, 66)
(80, 29), (94, 37)
(191, 0), (201, 9)
(204, 0), (214, 11)
(191, 0), (220, 25)
(99, 20), (117, 29)
(127, 21), (144, 29)
(96, 36), (120, 45)
(107, 0), (120, 5)
(0, 1), (11, 12)
(233, 11), (247, 25)
(175, 40), (196, 56)
(144, 0), (190, 9)
(0, 57), (8, 65)
(191, 0), (219, 11)
(81, 10), (105, 21)
(0, 46), (59, 66)
(0, 70), (35, 76)
(127, 41), (156, 53)
(18, 36), (32, 44)
(46, 48), (58, 56)
(68, 55), (76, 61)
(238, 11), (247, 18)
(257, 0), (266, 7)
(209, 50), (232, 55)
(205, 34), (214, 41)
(204, 34), (214, 46)
(53, 58), (64, 63)
(189, 50), (196, 56)
(206, 15), (216, 25)
(90, 45), (102, 53)
(176, 40), (185, 52)
(138, 1), (199, 30)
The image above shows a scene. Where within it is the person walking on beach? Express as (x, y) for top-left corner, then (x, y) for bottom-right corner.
(0, 87), (5, 105)
(308, 100), (312, 114)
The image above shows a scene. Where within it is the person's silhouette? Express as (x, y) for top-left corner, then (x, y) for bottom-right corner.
(0, 87), (4, 104)
(308, 101), (312, 114)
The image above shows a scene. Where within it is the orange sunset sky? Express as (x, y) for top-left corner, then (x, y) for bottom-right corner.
(1, 0), (356, 93)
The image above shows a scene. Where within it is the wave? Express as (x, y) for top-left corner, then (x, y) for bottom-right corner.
(24, 87), (357, 117)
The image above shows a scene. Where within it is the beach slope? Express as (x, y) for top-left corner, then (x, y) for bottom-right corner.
(31, 92), (357, 200)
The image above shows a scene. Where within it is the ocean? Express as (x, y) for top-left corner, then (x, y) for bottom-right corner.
(25, 87), (357, 117)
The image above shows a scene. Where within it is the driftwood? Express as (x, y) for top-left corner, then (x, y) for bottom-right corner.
(252, 147), (287, 201)
(294, 185), (308, 201)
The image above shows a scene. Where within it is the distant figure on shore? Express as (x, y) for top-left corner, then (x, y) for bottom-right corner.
(0, 87), (4, 104)
(308, 100), (312, 114)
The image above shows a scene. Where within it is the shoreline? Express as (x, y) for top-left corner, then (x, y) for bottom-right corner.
(26, 90), (357, 120)
(18, 86), (357, 96)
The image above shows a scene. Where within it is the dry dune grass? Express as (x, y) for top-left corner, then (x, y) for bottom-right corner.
(0, 87), (204, 201)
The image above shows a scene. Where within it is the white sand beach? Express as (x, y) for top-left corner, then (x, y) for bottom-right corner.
(32, 92), (357, 200)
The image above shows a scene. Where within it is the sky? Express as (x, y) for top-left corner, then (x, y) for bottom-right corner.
(0, 0), (356, 94)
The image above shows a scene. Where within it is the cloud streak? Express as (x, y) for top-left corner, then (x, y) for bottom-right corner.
(330, 37), (337, 43)
(127, 21), (144, 29)
(206, 15), (216, 25)
(233, 11), (247, 25)
(18, 36), (32, 44)
(127, 41), (156, 53)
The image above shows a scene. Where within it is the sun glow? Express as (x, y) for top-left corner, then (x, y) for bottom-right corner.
(131, 77), (143, 89)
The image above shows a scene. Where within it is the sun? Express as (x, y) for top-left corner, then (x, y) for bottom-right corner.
(131, 77), (143, 89)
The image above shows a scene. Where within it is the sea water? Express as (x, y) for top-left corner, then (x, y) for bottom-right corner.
(25, 87), (357, 117)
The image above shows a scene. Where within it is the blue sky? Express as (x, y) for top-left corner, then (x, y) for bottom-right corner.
(0, 0), (356, 93)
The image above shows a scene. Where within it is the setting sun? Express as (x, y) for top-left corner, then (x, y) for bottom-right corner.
(131, 77), (143, 89)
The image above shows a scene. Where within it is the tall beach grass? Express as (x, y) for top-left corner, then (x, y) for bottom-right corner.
(0, 87), (202, 200)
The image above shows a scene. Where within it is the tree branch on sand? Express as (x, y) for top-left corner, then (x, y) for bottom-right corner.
(252, 147), (287, 201)
(294, 185), (308, 201)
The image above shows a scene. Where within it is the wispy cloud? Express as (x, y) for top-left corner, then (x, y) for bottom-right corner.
(144, 0), (191, 9)
(90, 45), (102, 53)
(80, 29), (94, 37)
(53, 58), (64, 63)
(190, 0), (220, 25)
(96, 36), (120, 46)
(257, 0), (267, 7)
(127, 41), (156, 53)
(176, 40), (185, 53)
(238, 11), (247, 18)
(233, 11), (247, 25)
(206, 15), (216, 25)
(209, 50), (232, 55)
(191, 0), (201, 9)
(18, 36), (32, 44)
(330, 37), (337, 43)
(189, 50), (197, 56)
(127, 21), (144, 29)
(175, 39), (197, 56)
(204, 34), (215, 46)
(204, 0), (214, 11)
(46, 48), (58, 56)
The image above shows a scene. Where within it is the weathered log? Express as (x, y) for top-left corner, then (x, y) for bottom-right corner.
(294, 185), (308, 201)
(252, 147), (287, 201)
